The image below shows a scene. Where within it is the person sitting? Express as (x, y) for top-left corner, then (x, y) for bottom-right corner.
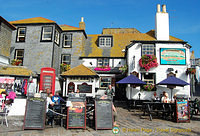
(46, 89), (55, 126)
(52, 92), (65, 110)
(152, 92), (159, 101)
(161, 92), (170, 103)
(75, 89), (80, 97)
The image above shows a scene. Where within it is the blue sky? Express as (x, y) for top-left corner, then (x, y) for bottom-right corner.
(1, 0), (200, 57)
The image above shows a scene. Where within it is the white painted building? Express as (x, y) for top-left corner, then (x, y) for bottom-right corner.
(125, 4), (191, 100)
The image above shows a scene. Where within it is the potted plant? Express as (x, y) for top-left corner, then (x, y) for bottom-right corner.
(139, 55), (158, 71)
(186, 68), (196, 75)
(60, 63), (70, 73)
(143, 84), (156, 91)
(11, 59), (22, 66)
(119, 65), (128, 74)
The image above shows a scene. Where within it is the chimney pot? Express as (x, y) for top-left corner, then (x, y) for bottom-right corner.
(162, 5), (167, 13)
(157, 4), (161, 12)
(81, 17), (84, 22)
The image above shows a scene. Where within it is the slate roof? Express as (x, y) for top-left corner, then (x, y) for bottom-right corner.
(0, 65), (35, 76)
(0, 16), (16, 30)
(60, 24), (83, 31)
(81, 29), (184, 58)
(9, 17), (56, 24)
(61, 64), (98, 77)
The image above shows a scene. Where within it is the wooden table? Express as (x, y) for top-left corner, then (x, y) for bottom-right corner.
(142, 102), (176, 121)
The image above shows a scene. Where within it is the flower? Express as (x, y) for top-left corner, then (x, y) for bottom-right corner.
(139, 55), (158, 71)
(11, 59), (22, 66)
(119, 65), (128, 74)
(143, 84), (156, 91)
(94, 66), (111, 71)
(60, 63), (70, 73)
(186, 68), (196, 75)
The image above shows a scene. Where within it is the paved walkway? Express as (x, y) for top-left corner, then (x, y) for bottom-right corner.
(0, 102), (200, 136)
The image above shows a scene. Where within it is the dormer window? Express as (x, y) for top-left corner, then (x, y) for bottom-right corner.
(98, 36), (113, 47)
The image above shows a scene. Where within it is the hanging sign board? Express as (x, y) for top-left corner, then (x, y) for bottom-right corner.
(176, 99), (190, 123)
(23, 97), (46, 130)
(95, 99), (113, 130)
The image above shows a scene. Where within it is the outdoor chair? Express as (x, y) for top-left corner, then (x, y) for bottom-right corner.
(0, 104), (11, 127)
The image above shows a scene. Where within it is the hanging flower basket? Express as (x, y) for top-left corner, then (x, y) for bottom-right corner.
(60, 63), (70, 73)
(186, 68), (196, 75)
(143, 84), (156, 91)
(11, 59), (22, 66)
(94, 66), (111, 71)
(119, 65), (128, 74)
(139, 55), (158, 71)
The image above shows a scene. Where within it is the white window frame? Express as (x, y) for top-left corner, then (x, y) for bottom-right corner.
(42, 26), (52, 41)
(15, 49), (24, 65)
(99, 37), (112, 47)
(142, 73), (155, 85)
(17, 27), (26, 42)
(100, 77), (112, 89)
(142, 44), (155, 55)
(97, 58), (109, 67)
(61, 54), (71, 65)
(54, 29), (60, 44)
(63, 34), (72, 48)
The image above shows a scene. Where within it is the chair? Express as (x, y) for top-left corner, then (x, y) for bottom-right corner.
(0, 104), (11, 127)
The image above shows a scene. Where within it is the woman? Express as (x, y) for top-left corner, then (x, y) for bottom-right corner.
(161, 92), (170, 103)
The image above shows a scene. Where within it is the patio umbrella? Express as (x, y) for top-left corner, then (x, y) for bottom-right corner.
(116, 75), (146, 86)
(116, 75), (146, 100)
(157, 76), (190, 100)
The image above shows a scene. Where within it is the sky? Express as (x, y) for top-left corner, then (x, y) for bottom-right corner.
(1, 0), (200, 58)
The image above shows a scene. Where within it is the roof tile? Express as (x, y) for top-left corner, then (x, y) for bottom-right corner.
(61, 64), (97, 76)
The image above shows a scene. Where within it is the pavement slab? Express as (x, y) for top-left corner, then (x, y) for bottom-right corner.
(0, 102), (200, 136)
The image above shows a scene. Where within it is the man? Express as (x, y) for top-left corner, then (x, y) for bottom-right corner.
(105, 85), (115, 96)
(46, 88), (54, 126)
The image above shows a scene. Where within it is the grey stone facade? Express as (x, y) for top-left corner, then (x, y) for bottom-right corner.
(0, 19), (14, 57)
(60, 31), (85, 69)
(10, 21), (86, 76)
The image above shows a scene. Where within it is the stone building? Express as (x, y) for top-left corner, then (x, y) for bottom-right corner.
(9, 17), (86, 76)
(0, 16), (16, 64)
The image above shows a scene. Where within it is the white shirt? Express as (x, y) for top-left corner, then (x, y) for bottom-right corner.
(46, 97), (54, 113)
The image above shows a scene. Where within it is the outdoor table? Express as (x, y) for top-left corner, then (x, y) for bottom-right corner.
(127, 99), (150, 111)
(142, 102), (175, 121)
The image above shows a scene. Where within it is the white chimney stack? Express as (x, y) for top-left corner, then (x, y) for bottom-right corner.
(81, 17), (84, 22)
(155, 4), (169, 40)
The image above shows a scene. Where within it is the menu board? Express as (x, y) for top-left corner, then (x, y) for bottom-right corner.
(176, 99), (190, 123)
(23, 97), (46, 130)
(67, 96), (86, 129)
(95, 99), (113, 130)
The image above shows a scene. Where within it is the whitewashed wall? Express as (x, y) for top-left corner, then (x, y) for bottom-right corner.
(9, 99), (26, 116)
(82, 58), (126, 67)
(64, 77), (97, 97)
(127, 43), (191, 100)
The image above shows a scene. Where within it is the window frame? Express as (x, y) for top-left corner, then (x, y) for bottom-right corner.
(63, 34), (72, 48)
(100, 77), (112, 89)
(14, 49), (24, 65)
(41, 26), (53, 42)
(97, 58), (109, 67)
(98, 36), (113, 47)
(141, 44), (155, 56)
(16, 27), (26, 42)
(141, 73), (156, 85)
(54, 29), (60, 45)
(61, 54), (71, 65)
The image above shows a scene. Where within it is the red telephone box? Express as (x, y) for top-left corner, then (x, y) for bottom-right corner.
(39, 67), (56, 95)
